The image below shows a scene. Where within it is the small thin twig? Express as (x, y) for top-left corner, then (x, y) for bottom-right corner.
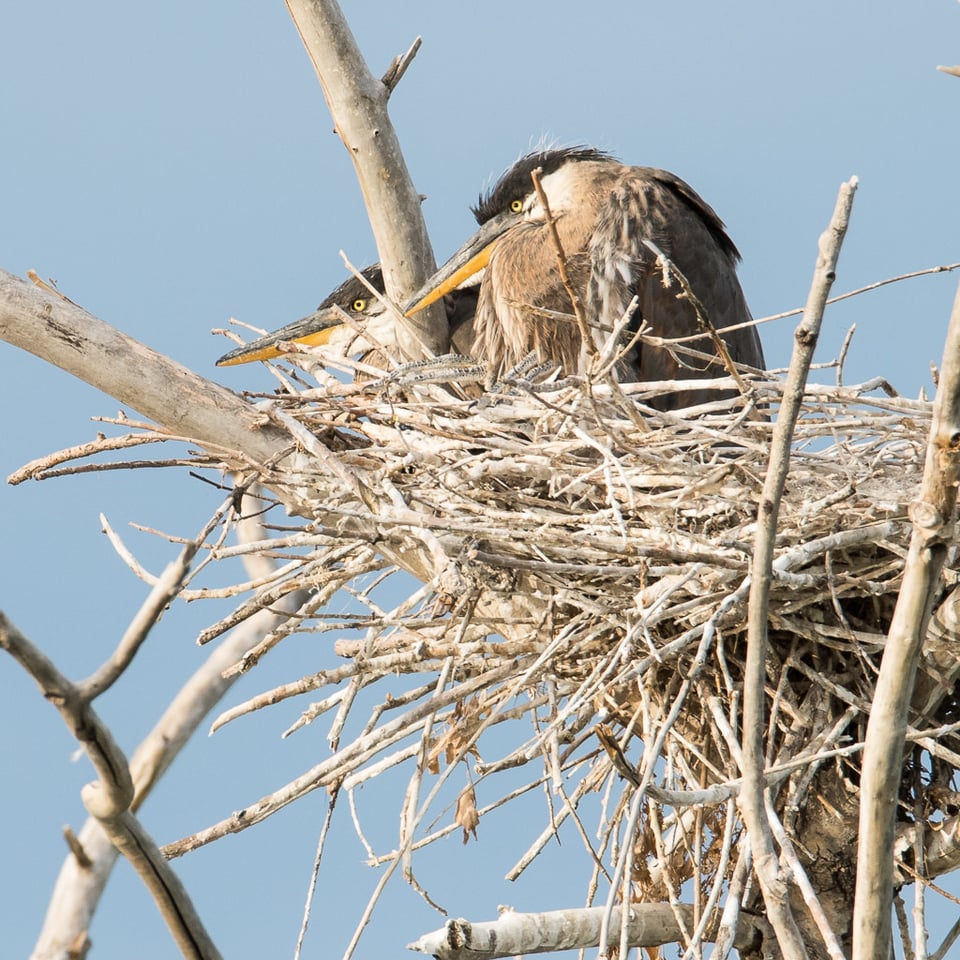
(293, 785), (340, 960)
(80, 499), (234, 699)
(380, 35), (421, 93)
(749, 260), (960, 330)
(642, 238), (751, 397)
(529, 166), (596, 358)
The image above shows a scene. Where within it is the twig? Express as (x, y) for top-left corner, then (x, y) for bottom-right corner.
(529, 166), (596, 358)
(765, 796), (846, 960)
(895, 892), (916, 960)
(293, 785), (340, 960)
(912, 751), (929, 960)
(750, 260), (960, 330)
(930, 909), (960, 960)
(80, 500), (233, 699)
(163, 664), (520, 858)
(380, 35), (421, 93)
(642, 238), (751, 396)
(7, 432), (168, 485)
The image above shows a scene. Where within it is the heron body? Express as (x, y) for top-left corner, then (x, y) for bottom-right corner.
(407, 147), (764, 409)
(216, 265), (476, 368)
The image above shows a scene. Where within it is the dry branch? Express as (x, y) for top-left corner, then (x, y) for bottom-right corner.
(408, 904), (770, 959)
(0, 612), (220, 959)
(283, 0), (448, 359)
(29, 500), (302, 959)
(0, 268), (455, 587)
(0, 271), (291, 468)
(740, 176), (857, 959)
(853, 281), (960, 960)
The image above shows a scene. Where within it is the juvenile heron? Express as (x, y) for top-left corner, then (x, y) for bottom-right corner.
(216, 265), (476, 368)
(406, 147), (764, 409)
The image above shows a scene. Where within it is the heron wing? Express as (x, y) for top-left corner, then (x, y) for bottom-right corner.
(587, 168), (764, 407)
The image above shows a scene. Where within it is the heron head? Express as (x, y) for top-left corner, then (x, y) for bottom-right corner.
(405, 147), (616, 317)
(216, 265), (393, 367)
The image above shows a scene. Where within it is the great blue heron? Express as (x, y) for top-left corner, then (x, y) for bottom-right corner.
(406, 147), (765, 409)
(216, 264), (476, 368)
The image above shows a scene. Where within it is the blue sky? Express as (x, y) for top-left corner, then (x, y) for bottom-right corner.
(3, 2), (960, 957)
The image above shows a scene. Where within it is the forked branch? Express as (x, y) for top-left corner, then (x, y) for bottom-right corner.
(0, 612), (220, 959)
(283, 0), (448, 359)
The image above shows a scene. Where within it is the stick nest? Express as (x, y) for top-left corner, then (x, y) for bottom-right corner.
(35, 361), (960, 910)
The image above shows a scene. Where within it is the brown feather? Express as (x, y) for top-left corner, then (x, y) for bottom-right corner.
(469, 151), (765, 408)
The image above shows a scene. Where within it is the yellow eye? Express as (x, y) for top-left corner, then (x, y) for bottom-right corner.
(510, 198), (523, 213)
(352, 298), (367, 312)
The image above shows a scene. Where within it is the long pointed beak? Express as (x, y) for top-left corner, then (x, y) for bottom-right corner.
(216, 307), (346, 367)
(404, 209), (519, 317)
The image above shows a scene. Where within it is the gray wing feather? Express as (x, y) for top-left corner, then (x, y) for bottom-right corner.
(587, 169), (764, 408)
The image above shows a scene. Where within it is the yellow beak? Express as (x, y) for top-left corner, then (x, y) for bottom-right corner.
(404, 209), (520, 317)
(216, 308), (345, 367)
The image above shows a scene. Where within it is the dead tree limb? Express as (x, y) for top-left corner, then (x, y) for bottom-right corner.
(407, 905), (771, 959)
(29, 502), (304, 960)
(0, 269), (450, 585)
(853, 280), (960, 960)
(0, 270), (290, 467)
(283, 0), (448, 359)
(0, 612), (221, 960)
(740, 176), (858, 959)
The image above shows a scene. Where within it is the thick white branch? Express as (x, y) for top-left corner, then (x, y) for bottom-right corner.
(0, 270), (290, 467)
(0, 270), (445, 584)
(283, 0), (448, 359)
(408, 905), (769, 959)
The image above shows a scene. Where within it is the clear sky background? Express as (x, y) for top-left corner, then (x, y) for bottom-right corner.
(2, 2), (960, 958)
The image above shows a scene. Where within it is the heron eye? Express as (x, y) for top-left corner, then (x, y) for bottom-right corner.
(352, 298), (367, 312)
(510, 198), (523, 213)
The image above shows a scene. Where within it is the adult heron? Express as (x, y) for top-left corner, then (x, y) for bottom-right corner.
(406, 147), (764, 409)
(216, 265), (476, 368)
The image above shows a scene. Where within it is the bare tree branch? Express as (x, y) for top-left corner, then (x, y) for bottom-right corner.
(30, 496), (299, 959)
(740, 176), (858, 959)
(407, 904), (770, 959)
(0, 270), (291, 468)
(90, 811), (220, 960)
(283, 0), (448, 359)
(77, 505), (229, 700)
(0, 269), (449, 585)
(853, 280), (960, 960)
(0, 612), (220, 959)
